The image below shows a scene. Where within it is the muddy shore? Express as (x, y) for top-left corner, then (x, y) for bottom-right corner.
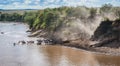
(27, 19), (120, 56)
(27, 31), (120, 56)
(55, 40), (120, 56)
(28, 32), (120, 56)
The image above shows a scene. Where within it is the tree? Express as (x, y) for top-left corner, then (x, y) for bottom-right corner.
(23, 12), (37, 29)
(89, 8), (97, 18)
(100, 3), (113, 13)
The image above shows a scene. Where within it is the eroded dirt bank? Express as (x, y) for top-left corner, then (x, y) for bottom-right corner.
(28, 18), (120, 55)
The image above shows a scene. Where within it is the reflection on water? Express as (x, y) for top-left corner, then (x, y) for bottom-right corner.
(0, 22), (120, 66)
(41, 46), (99, 66)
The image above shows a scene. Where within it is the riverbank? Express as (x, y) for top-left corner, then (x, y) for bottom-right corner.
(52, 40), (120, 56)
(28, 18), (120, 56)
(0, 22), (120, 56)
(28, 30), (120, 56)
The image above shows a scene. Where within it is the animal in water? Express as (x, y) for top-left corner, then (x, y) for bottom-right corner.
(1, 32), (4, 34)
(13, 43), (16, 46)
(37, 40), (42, 45)
(18, 40), (26, 45)
(37, 39), (53, 45)
(27, 41), (34, 44)
(13, 24), (17, 25)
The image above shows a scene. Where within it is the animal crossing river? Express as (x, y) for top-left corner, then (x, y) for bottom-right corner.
(0, 22), (120, 66)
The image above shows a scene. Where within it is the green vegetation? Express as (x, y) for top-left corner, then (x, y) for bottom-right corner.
(89, 8), (97, 18)
(100, 4), (120, 18)
(27, 6), (91, 31)
(0, 4), (120, 32)
(23, 12), (38, 28)
(0, 9), (37, 22)
(0, 12), (23, 22)
(100, 3), (113, 13)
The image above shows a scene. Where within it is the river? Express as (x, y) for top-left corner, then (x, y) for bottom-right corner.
(0, 22), (120, 66)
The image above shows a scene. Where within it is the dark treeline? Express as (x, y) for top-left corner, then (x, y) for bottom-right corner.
(0, 12), (23, 22)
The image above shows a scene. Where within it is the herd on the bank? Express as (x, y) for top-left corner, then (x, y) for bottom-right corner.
(13, 38), (53, 46)
(0, 31), (53, 46)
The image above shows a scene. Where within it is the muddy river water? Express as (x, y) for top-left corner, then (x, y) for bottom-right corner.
(0, 22), (120, 66)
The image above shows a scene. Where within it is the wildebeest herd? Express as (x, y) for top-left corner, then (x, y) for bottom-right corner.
(13, 38), (53, 46)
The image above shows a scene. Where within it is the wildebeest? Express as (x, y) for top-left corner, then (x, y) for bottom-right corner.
(1, 32), (4, 34)
(37, 40), (42, 45)
(37, 39), (53, 45)
(13, 43), (16, 46)
(27, 41), (34, 44)
(18, 40), (26, 45)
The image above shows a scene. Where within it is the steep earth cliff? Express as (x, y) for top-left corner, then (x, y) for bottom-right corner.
(91, 19), (120, 48)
